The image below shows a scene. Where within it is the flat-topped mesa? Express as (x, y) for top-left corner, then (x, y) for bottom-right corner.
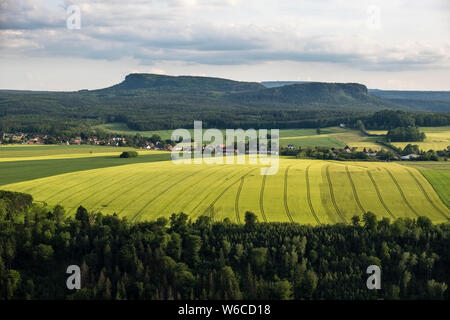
(108, 73), (265, 92)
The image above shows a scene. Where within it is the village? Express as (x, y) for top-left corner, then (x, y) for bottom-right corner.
(0, 132), (175, 151)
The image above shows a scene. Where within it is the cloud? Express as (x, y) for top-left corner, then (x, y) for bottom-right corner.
(0, 0), (448, 72)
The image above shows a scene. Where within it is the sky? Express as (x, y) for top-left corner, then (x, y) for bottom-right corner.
(0, 0), (449, 91)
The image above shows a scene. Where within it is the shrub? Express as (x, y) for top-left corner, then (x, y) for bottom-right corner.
(120, 151), (138, 158)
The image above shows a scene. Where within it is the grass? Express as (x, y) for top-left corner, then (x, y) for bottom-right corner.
(2, 158), (448, 225)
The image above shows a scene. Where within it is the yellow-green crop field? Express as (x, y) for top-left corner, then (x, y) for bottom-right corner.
(392, 126), (450, 151)
(2, 158), (448, 225)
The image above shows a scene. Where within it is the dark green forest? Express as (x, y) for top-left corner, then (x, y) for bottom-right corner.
(1, 191), (448, 300)
(1, 74), (449, 135)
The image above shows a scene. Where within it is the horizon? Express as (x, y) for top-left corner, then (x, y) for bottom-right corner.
(0, 72), (449, 93)
(0, 1), (449, 91)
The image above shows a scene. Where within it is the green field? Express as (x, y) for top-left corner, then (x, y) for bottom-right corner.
(2, 156), (448, 225)
(400, 162), (450, 208)
(0, 144), (139, 159)
(0, 147), (171, 185)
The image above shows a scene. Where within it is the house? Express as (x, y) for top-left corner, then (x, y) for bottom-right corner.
(344, 145), (351, 153)
(401, 154), (420, 160)
(287, 144), (295, 150)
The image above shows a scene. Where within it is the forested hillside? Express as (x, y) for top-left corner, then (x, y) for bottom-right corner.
(369, 90), (450, 112)
(0, 74), (398, 133)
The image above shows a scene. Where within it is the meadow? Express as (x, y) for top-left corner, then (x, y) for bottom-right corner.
(2, 156), (448, 225)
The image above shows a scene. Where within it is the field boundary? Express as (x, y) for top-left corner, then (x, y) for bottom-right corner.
(345, 166), (366, 214)
(404, 168), (449, 219)
(325, 165), (347, 223)
(305, 164), (321, 225)
(384, 168), (419, 217)
(367, 170), (396, 220)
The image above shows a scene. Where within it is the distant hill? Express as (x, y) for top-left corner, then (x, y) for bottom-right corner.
(230, 82), (390, 109)
(107, 73), (264, 92)
(260, 81), (312, 88)
(369, 89), (450, 112)
(0, 73), (437, 133)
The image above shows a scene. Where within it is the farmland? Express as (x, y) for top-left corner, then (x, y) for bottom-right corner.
(97, 123), (387, 150)
(0, 145), (171, 185)
(391, 126), (450, 151)
(400, 161), (450, 208)
(2, 156), (448, 224)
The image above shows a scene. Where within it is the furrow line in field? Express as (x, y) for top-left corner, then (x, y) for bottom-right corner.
(204, 168), (257, 221)
(69, 171), (144, 210)
(259, 175), (268, 222)
(190, 168), (246, 214)
(367, 170), (396, 220)
(234, 176), (246, 224)
(283, 166), (294, 223)
(345, 166), (366, 214)
(405, 168), (449, 219)
(131, 167), (211, 222)
(305, 164), (321, 225)
(157, 165), (227, 214)
(325, 165), (347, 223)
(56, 173), (121, 205)
(384, 168), (419, 217)
(83, 172), (146, 207)
(112, 172), (183, 214)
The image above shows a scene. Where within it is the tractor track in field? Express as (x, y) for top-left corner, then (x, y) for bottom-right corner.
(71, 171), (144, 210)
(106, 166), (176, 214)
(325, 165), (347, 223)
(158, 165), (228, 214)
(131, 167), (213, 222)
(283, 166), (294, 223)
(91, 172), (151, 208)
(259, 175), (268, 222)
(36, 175), (96, 202)
(234, 176), (246, 223)
(204, 168), (257, 220)
(384, 168), (419, 217)
(305, 165), (321, 225)
(55, 173), (121, 205)
(367, 170), (396, 220)
(190, 168), (246, 215)
(345, 166), (365, 214)
(405, 168), (449, 219)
